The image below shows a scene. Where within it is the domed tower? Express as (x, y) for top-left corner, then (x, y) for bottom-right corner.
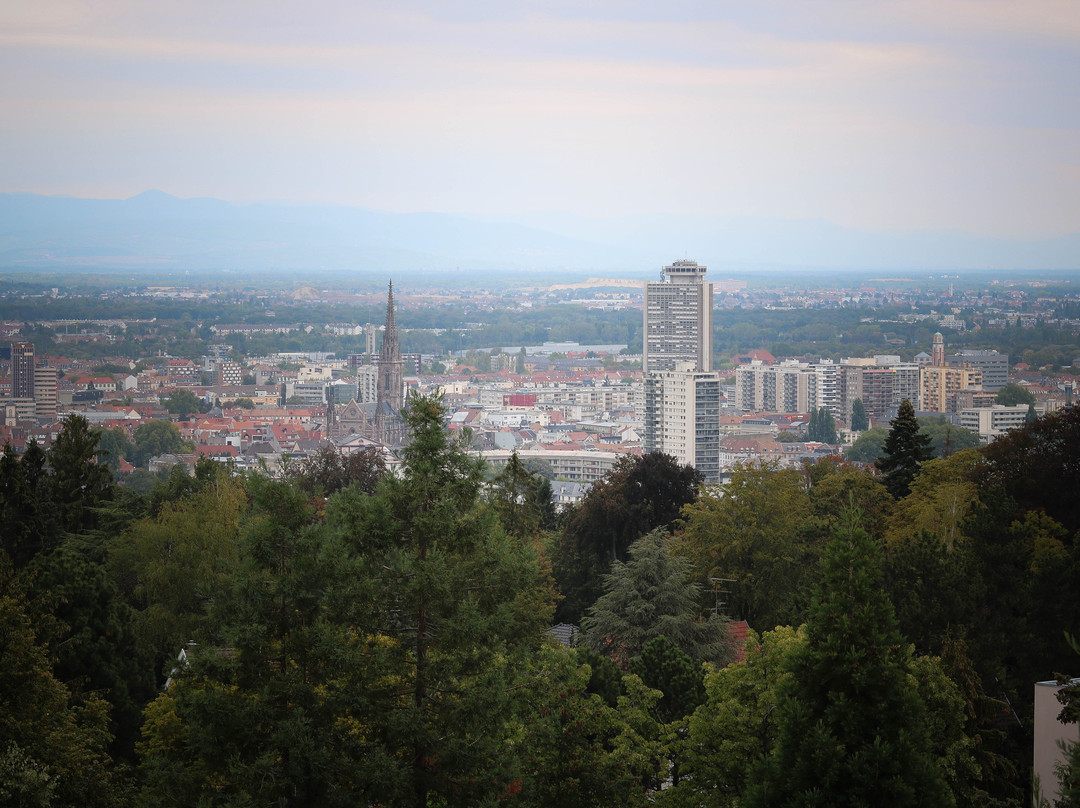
(932, 332), (945, 367)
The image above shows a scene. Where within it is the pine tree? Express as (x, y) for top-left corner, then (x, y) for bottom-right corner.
(746, 514), (950, 808)
(876, 399), (933, 498)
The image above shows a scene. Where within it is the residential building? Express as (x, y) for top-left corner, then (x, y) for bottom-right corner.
(643, 362), (721, 482)
(11, 342), (34, 398)
(734, 360), (817, 415)
(213, 360), (243, 386)
(643, 259), (713, 372)
(920, 333), (982, 413)
(33, 365), (58, 419)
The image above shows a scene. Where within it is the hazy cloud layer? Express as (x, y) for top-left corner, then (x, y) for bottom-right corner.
(2, 1), (1078, 238)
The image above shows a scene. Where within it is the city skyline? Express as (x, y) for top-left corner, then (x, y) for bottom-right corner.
(3, 1), (1079, 248)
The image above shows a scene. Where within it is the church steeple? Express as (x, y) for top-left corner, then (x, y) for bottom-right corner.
(377, 280), (404, 412)
(381, 281), (399, 362)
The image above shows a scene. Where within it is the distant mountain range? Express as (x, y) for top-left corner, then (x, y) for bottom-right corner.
(1, 190), (1077, 275)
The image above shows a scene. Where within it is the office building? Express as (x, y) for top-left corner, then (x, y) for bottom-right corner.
(643, 362), (721, 482)
(947, 349), (1009, 392)
(958, 405), (1029, 442)
(643, 259), (713, 372)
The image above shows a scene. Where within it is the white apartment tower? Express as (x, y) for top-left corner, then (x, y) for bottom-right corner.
(643, 362), (722, 483)
(643, 260), (713, 373)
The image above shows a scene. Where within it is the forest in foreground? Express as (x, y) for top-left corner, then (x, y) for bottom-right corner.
(2, 397), (1080, 807)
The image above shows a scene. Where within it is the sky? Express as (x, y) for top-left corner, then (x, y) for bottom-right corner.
(2, 0), (1079, 239)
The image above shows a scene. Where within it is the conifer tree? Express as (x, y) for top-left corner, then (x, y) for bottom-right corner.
(582, 529), (729, 668)
(850, 398), (869, 431)
(876, 399), (933, 498)
(746, 514), (950, 808)
(808, 407), (838, 444)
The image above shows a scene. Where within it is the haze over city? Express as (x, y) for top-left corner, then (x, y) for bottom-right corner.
(3, 1), (1079, 273)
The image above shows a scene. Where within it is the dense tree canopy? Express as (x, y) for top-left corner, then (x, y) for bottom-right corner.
(746, 515), (949, 808)
(553, 452), (701, 624)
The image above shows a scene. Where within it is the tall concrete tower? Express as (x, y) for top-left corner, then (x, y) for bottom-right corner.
(643, 260), (713, 373)
(377, 282), (404, 413)
(11, 342), (34, 399)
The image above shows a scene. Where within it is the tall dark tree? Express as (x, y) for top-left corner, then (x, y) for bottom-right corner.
(328, 392), (557, 806)
(808, 407), (838, 444)
(0, 441), (56, 569)
(554, 452), (701, 623)
(746, 514), (949, 808)
(488, 450), (543, 539)
(0, 561), (122, 807)
(876, 399), (934, 498)
(850, 398), (869, 431)
(48, 414), (115, 537)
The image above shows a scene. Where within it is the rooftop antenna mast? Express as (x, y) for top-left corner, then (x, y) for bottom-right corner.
(709, 577), (736, 619)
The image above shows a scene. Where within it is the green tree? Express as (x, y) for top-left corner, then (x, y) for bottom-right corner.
(554, 452), (701, 624)
(884, 450), (981, 548)
(807, 407), (838, 444)
(516, 346), (527, 374)
(679, 463), (818, 628)
(876, 399), (934, 498)
(583, 529), (730, 668)
(48, 414), (115, 537)
(994, 382), (1035, 406)
(980, 405), (1080, 536)
(162, 389), (201, 420)
(488, 450), (544, 539)
(667, 625), (805, 808)
(845, 426), (888, 463)
(109, 476), (246, 680)
(850, 398), (869, 431)
(137, 476), (380, 805)
(0, 563), (122, 807)
(327, 392), (558, 806)
(288, 443), (386, 497)
(629, 636), (706, 725)
(132, 420), (192, 468)
(95, 427), (132, 474)
(516, 646), (663, 808)
(26, 544), (152, 760)
(746, 514), (950, 808)
(807, 462), (893, 543)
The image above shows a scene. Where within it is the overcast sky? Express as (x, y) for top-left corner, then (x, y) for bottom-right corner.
(2, 1), (1078, 238)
